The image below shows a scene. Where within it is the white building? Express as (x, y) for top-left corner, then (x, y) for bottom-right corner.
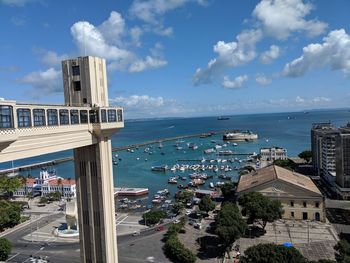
(260, 147), (287, 162)
(14, 169), (76, 198)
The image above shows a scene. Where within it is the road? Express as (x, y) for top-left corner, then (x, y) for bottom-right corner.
(5, 214), (175, 263)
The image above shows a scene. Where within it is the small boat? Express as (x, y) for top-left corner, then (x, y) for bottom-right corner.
(232, 143), (238, 146)
(168, 178), (178, 184)
(158, 142), (163, 149)
(114, 154), (119, 158)
(152, 199), (162, 204)
(218, 150), (233, 156)
(181, 176), (187, 181)
(209, 182), (214, 188)
(151, 165), (168, 172)
(217, 116), (230, 120)
(204, 148), (215, 154)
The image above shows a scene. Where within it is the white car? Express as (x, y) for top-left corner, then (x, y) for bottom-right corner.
(185, 210), (192, 215)
(173, 219), (180, 224)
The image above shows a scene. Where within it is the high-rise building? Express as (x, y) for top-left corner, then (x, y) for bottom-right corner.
(311, 123), (338, 182)
(335, 124), (350, 199)
(311, 122), (350, 200)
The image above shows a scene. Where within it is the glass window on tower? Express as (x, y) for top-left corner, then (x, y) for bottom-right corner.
(0, 105), (13, 128)
(72, 65), (80, 76)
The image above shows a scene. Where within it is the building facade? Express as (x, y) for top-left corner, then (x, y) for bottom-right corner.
(237, 165), (325, 222)
(311, 122), (350, 199)
(260, 147), (287, 162)
(14, 169), (76, 198)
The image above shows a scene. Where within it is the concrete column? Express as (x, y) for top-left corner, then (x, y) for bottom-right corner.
(74, 138), (118, 263)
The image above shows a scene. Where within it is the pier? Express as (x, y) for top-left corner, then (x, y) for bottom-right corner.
(0, 130), (227, 175)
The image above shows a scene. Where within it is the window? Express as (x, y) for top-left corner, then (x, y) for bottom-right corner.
(117, 109), (123, 122)
(70, 110), (79, 124)
(73, 81), (81, 91)
(0, 105), (13, 128)
(315, 202), (319, 208)
(33, 109), (46, 127)
(303, 202), (307, 208)
(291, 212), (294, 218)
(72, 65), (80, 76)
(59, 109), (69, 125)
(80, 110), (88, 123)
(17, 108), (31, 127)
(89, 110), (99, 123)
(107, 109), (116, 122)
(303, 212), (308, 220)
(290, 201), (294, 207)
(47, 109), (58, 126)
(101, 109), (107, 123)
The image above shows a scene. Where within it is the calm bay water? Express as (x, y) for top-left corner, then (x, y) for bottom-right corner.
(1, 109), (349, 201)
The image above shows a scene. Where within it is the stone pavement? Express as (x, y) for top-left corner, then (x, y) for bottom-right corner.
(237, 219), (339, 261)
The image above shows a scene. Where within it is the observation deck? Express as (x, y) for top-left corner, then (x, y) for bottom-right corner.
(0, 100), (124, 162)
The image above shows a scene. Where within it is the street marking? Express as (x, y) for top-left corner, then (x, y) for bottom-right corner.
(116, 216), (129, 226)
(6, 252), (19, 261)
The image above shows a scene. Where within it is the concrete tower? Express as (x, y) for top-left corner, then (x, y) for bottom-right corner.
(62, 56), (118, 263)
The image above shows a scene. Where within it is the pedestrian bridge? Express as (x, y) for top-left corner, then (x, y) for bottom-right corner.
(0, 100), (124, 162)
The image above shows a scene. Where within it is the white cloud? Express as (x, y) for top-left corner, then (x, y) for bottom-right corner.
(1, 0), (37, 6)
(37, 50), (68, 67)
(129, 56), (167, 73)
(255, 73), (272, 85)
(130, 0), (191, 24)
(98, 11), (125, 46)
(295, 96), (305, 103)
(253, 0), (327, 40)
(129, 0), (206, 36)
(193, 29), (262, 85)
(70, 12), (168, 73)
(260, 45), (280, 64)
(283, 29), (350, 77)
(10, 16), (26, 26)
(295, 96), (331, 105)
(110, 94), (189, 118)
(17, 68), (62, 95)
(130, 26), (143, 47)
(71, 20), (133, 64)
(222, 75), (248, 89)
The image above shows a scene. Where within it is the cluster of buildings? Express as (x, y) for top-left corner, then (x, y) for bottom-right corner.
(14, 168), (76, 199)
(311, 122), (350, 200)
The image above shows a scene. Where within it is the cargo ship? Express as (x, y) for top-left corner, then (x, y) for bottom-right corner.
(223, 130), (258, 141)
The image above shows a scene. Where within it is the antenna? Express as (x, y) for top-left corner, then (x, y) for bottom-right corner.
(83, 21), (86, 56)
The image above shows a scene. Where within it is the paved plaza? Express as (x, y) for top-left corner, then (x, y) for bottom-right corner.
(237, 219), (339, 261)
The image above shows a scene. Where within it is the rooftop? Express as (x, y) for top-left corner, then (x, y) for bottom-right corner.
(237, 165), (322, 195)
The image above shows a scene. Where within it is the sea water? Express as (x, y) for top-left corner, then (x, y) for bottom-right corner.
(1, 110), (349, 202)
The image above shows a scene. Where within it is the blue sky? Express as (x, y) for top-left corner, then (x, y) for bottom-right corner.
(0, 0), (349, 119)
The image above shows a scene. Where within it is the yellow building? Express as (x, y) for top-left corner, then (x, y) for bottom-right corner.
(237, 165), (325, 222)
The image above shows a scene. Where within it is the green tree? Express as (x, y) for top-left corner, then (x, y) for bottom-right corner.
(0, 238), (12, 261)
(0, 200), (21, 230)
(240, 243), (308, 263)
(164, 235), (196, 263)
(298, 150), (312, 163)
(0, 175), (22, 198)
(220, 182), (236, 202)
(239, 192), (283, 230)
(198, 196), (215, 214)
(176, 190), (194, 204)
(334, 239), (350, 263)
(173, 202), (185, 214)
(142, 210), (167, 226)
(215, 202), (246, 256)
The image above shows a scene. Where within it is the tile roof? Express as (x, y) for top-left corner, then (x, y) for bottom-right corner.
(237, 165), (321, 195)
